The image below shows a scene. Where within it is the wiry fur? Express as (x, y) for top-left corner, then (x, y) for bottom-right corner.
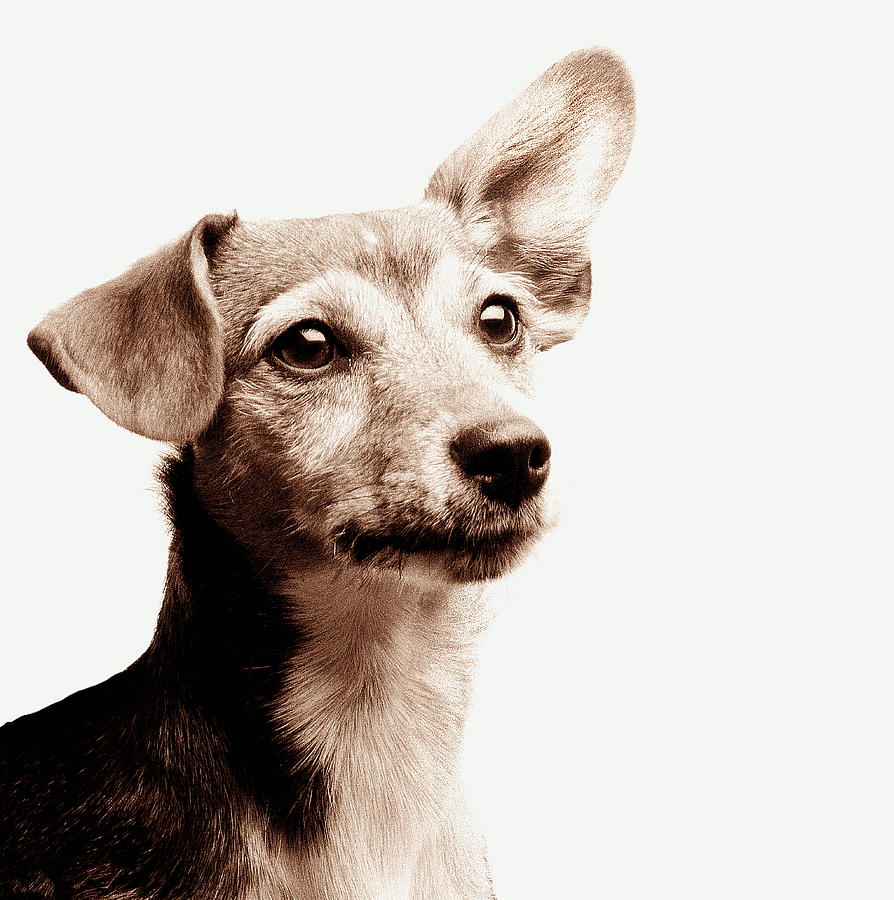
(2, 48), (634, 898)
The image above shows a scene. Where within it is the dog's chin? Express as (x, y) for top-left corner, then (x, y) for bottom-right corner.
(334, 524), (542, 583)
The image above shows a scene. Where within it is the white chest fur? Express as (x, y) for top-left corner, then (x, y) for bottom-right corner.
(255, 568), (494, 900)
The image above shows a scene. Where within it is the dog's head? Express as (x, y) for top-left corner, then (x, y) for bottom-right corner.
(28, 49), (634, 583)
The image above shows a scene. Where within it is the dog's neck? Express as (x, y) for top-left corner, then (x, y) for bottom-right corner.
(273, 565), (490, 895)
(273, 564), (488, 769)
(149, 451), (493, 897)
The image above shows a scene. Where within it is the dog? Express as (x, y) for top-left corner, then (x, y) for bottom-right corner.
(1, 48), (634, 899)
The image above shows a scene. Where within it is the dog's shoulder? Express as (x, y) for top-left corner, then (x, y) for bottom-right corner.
(1, 667), (141, 823)
(1, 669), (138, 895)
(0, 664), (248, 899)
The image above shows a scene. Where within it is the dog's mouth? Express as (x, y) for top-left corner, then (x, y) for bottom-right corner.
(333, 520), (542, 582)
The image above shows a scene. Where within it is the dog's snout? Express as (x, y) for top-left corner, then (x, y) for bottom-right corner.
(449, 418), (551, 506)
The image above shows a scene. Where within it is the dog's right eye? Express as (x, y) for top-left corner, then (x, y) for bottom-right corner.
(270, 320), (338, 371)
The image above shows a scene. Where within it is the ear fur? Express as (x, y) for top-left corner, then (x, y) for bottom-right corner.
(425, 47), (635, 347)
(28, 213), (237, 443)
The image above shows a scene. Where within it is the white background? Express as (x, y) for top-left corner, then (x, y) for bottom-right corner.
(2, 3), (892, 898)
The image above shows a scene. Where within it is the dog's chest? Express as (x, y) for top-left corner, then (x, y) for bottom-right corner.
(239, 821), (491, 900)
(256, 577), (493, 899)
(237, 711), (492, 900)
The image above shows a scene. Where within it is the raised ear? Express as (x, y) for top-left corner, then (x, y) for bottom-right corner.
(28, 212), (237, 443)
(425, 48), (635, 347)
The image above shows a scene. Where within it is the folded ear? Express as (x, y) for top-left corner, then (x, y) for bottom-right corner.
(28, 213), (237, 443)
(425, 47), (635, 348)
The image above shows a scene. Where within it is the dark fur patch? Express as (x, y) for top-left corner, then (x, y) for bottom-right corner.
(0, 449), (330, 898)
(154, 449), (330, 841)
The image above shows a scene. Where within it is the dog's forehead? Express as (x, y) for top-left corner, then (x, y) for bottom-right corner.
(212, 202), (471, 338)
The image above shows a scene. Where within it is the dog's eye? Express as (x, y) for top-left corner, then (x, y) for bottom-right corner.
(478, 297), (520, 345)
(270, 321), (337, 371)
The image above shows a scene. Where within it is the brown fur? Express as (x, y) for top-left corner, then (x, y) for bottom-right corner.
(11, 48), (635, 899)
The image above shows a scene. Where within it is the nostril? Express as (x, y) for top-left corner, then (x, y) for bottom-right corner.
(528, 439), (551, 471)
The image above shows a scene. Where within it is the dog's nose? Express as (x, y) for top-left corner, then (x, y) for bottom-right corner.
(449, 418), (551, 506)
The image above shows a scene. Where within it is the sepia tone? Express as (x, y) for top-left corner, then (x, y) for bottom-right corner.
(1, 49), (634, 899)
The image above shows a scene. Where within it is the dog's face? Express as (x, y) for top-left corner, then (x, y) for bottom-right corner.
(199, 206), (557, 582)
(27, 49), (634, 583)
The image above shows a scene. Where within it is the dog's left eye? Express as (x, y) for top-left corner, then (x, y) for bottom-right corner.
(478, 297), (520, 345)
(270, 321), (338, 371)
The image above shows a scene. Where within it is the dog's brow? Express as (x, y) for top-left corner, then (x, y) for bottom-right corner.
(454, 261), (540, 308)
(241, 270), (384, 359)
